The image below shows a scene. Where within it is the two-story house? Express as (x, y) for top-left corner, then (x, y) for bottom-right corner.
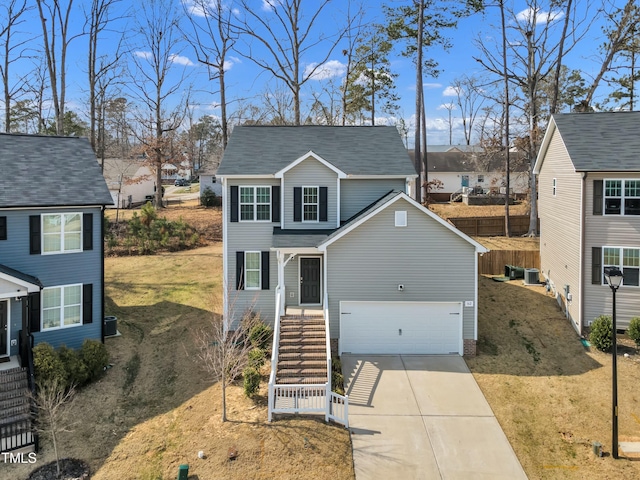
(218, 126), (488, 423)
(0, 134), (113, 359)
(534, 111), (640, 335)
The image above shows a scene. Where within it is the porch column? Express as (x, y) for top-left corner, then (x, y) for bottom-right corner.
(277, 251), (285, 316)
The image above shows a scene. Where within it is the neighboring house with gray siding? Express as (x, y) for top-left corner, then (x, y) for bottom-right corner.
(0, 134), (113, 362)
(534, 111), (640, 335)
(218, 126), (488, 363)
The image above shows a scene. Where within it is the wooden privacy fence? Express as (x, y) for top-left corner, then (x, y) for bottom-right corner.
(479, 250), (540, 275)
(448, 215), (539, 237)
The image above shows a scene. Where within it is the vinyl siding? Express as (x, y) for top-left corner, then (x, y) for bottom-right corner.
(537, 129), (583, 331)
(583, 173), (640, 328)
(340, 178), (406, 221)
(225, 179), (279, 327)
(326, 197), (477, 340)
(0, 207), (104, 351)
(284, 259), (299, 307)
(283, 157), (337, 229)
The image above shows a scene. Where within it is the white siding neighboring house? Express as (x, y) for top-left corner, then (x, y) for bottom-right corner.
(199, 168), (223, 198)
(101, 158), (155, 209)
(534, 111), (640, 335)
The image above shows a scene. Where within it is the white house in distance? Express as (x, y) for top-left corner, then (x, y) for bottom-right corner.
(101, 158), (155, 209)
(198, 166), (223, 198)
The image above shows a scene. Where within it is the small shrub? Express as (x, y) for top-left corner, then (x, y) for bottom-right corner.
(57, 345), (88, 387)
(80, 339), (109, 382)
(33, 343), (68, 387)
(332, 357), (344, 395)
(201, 187), (221, 207)
(590, 315), (613, 352)
(248, 348), (266, 369)
(628, 317), (640, 348)
(243, 367), (261, 397)
(249, 321), (273, 351)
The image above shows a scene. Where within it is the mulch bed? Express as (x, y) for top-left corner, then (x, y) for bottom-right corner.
(27, 458), (90, 480)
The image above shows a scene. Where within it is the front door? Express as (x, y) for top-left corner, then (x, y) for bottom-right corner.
(300, 258), (321, 304)
(0, 301), (7, 357)
(461, 175), (469, 187)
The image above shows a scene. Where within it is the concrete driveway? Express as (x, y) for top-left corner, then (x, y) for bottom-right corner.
(343, 355), (527, 480)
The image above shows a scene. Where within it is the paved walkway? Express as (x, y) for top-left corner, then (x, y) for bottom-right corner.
(343, 355), (528, 480)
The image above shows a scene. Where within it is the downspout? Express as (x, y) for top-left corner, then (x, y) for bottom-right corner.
(579, 172), (588, 337)
(222, 177), (228, 323)
(101, 206), (105, 344)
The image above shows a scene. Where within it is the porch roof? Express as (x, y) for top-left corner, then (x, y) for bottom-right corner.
(0, 264), (42, 298)
(272, 228), (334, 248)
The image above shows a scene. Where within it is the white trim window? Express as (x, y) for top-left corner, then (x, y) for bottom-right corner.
(604, 179), (640, 215)
(603, 246), (640, 287)
(42, 284), (82, 330)
(42, 213), (82, 254)
(240, 186), (271, 221)
(244, 251), (261, 290)
(303, 186), (319, 222)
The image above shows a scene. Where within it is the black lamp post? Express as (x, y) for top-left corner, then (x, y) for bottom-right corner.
(604, 265), (623, 459)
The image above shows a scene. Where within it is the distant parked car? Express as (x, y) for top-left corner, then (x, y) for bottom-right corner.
(175, 178), (189, 186)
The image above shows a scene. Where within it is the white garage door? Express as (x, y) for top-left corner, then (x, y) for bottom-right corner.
(340, 301), (462, 355)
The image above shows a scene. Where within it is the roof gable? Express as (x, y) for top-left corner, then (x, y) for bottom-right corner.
(275, 151), (346, 178)
(217, 126), (417, 177)
(536, 111), (640, 173)
(0, 133), (113, 208)
(318, 191), (488, 253)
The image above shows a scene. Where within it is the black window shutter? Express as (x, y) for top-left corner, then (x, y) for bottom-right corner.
(83, 213), (93, 250)
(593, 180), (603, 215)
(319, 187), (328, 222)
(272, 186), (280, 223)
(230, 186), (239, 222)
(0, 216), (6, 240)
(83, 284), (93, 324)
(293, 187), (302, 222)
(29, 215), (41, 254)
(592, 247), (602, 285)
(236, 251), (245, 290)
(29, 292), (41, 333)
(261, 251), (270, 290)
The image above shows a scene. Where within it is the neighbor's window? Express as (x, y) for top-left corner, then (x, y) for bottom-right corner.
(42, 213), (82, 254)
(42, 284), (82, 330)
(603, 246), (640, 287)
(240, 186), (271, 221)
(244, 251), (261, 289)
(604, 179), (640, 215)
(303, 186), (319, 222)
(477, 175), (484, 183)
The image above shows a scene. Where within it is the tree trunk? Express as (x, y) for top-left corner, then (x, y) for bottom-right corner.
(500, 0), (511, 237)
(414, 0), (424, 204)
(220, 65), (228, 148)
(550, 0), (573, 115)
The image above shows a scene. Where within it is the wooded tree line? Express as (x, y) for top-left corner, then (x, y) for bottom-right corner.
(1, 0), (638, 217)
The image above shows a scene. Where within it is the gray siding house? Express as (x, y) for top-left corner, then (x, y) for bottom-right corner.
(534, 111), (640, 334)
(0, 134), (113, 360)
(218, 126), (487, 359)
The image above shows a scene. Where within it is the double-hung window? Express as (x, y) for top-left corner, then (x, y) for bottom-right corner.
(303, 186), (319, 222)
(42, 284), (82, 330)
(603, 246), (640, 287)
(604, 180), (640, 215)
(244, 251), (261, 289)
(42, 213), (82, 253)
(240, 186), (271, 221)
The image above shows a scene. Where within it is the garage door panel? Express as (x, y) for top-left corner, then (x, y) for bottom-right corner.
(340, 301), (462, 355)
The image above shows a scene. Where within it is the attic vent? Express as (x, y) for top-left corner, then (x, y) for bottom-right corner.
(395, 211), (407, 227)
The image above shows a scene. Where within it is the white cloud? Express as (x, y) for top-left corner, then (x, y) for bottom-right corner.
(223, 55), (241, 71)
(183, 0), (215, 17)
(424, 83), (442, 89)
(515, 7), (564, 25)
(169, 54), (196, 66)
(437, 103), (456, 110)
(262, 0), (282, 11)
(442, 86), (461, 97)
(135, 51), (153, 60)
(304, 60), (347, 80)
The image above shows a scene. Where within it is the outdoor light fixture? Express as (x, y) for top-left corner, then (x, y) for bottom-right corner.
(604, 265), (623, 459)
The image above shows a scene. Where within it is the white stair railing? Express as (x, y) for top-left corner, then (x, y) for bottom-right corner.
(268, 286), (282, 422)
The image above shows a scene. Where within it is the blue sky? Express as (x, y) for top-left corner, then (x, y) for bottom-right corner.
(4, 0), (630, 145)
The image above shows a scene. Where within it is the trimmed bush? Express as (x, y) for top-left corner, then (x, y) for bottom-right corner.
(332, 357), (344, 395)
(249, 321), (273, 351)
(57, 345), (88, 387)
(33, 343), (68, 387)
(248, 348), (266, 370)
(243, 367), (261, 397)
(628, 317), (640, 348)
(80, 340), (109, 382)
(590, 315), (613, 352)
(201, 187), (221, 207)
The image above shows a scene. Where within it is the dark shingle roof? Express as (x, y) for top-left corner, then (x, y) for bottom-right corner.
(272, 229), (335, 248)
(0, 264), (42, 287)
(0, 133), (113, 208)
(409, 150), (528, 173)
(552, 111), (640, 172)
(217, 126), (416, 176)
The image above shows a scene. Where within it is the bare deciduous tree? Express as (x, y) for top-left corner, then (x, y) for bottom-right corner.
(450, 75), (486, 146)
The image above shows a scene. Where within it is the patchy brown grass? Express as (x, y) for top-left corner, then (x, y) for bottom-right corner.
(14, 239), (352, 480)
(469, 276), (640, 479)
(429, 201), (530, 219)
(474, 236), (540, 251)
